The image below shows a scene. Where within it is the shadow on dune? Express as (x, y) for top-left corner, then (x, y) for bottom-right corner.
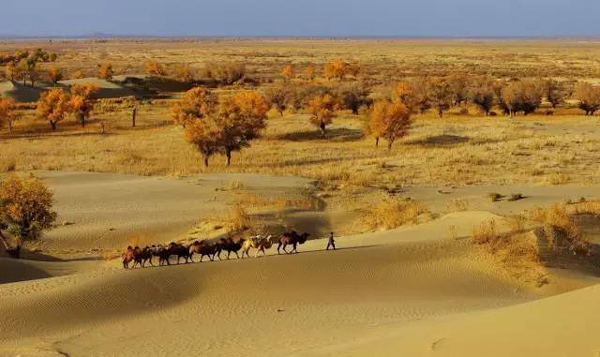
(0, 259), (52, 284)
(0, 262), (206, 341)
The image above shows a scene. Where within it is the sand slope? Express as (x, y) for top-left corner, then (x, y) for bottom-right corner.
(1, 172), (599, 356)
(0, 235), (536, 356)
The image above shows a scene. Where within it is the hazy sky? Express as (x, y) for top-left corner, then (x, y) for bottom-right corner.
(2, 0), (599, 37)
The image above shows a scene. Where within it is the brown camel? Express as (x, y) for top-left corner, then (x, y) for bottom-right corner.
(132, 246), (154, 268)
(189, 240), (221, 262)
(219, 237), (244, 259)
(277, 231), (310, 254)
(168, 242), (191, 264)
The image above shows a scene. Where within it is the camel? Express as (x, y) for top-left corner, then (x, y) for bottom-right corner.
(189, 240), (221, 262)
(168, 242), (191, 264)
(242, 235), (274, 258)
(132, 246), (154, 268)
(155, 245), (171, 266)
(277, 231), (310, 254)
(122, 246), (135, 269)
(218, 237), (244, 259)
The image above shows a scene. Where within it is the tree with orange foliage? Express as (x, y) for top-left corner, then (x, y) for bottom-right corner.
(46, 65), (63, 84)
(36, 89), (70, 130)
(0, 98), (17, 134)
(98, 62), (114, 80)
(323, 60), (347, 81)
(369, 100), (412, 149)
(217, 91), (270, 166)
(172, 88), (269, 167)
(176, 64), (195, 83)
(145, 61), (167, 76)
(0, 174), (57, 258)
(368, 82), (416, 150)
(69, 83), (100, 127)
(171, 87), (217, 127)
(306, 94), (339, 135)
(281, 65), (294, 81)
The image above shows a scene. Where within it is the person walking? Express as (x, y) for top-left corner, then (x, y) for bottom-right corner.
(326, 232), (336, 250)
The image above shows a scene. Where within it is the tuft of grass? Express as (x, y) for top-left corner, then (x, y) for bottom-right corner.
(472, 219), (499, 245)
(361, 199), (430, 230)
(547, 173), (570, 185)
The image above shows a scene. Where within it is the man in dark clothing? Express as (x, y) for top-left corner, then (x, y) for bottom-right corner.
(326, 232), (336, 250)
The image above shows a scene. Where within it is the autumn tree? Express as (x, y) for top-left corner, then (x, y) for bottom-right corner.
(176, 64), (195, 83)
(46, 65), (64, 84)
(171, 88), (220, 166)
(217, 91), (270, 166)
(428, 78), (453, 118)
(281, 64), (294, 81)
(544, 79), (565, 110)
(469, 76), (496, 116)
(203, 62), (246, 85)
(5, 62), (16, 82)
(0, 174), (57, 258)
(369, 100), (412, 149)
(69, 83), (100, 127)
(0, 98), (17, 134)
(574, 82), (600, 116)
(447, 74), (469, 106)
(172, 88), (268, 166)
(501, 80), (543, 117)
(98, 62), (114, 80)
(264, 85), (290, 116)
(337, 83), (372, 115)
(145, 61), (167, 76)
(323, 60), (347, 81)
(36, 89), (70, 130)
(171, 87), (217, 127)
(306, 94), (339, 135)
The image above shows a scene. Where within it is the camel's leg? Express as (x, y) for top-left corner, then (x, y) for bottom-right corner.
(235, 251), (240, 259)
(277, 243), (282, 254)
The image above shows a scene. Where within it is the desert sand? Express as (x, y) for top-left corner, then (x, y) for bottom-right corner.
(0, 172), (599, 356)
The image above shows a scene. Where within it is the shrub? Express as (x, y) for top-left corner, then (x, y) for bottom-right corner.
(361, 199), (430, 230)
(0, 175), (57, 257)
(471, 219), (499, 245)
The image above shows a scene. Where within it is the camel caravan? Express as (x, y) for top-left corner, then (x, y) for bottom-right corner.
(121, 231), (311, 269)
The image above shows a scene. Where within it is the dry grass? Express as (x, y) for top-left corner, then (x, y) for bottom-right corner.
(574, 199), (600, 216)
(360, 199), (430, 230)
(235, 190), (320, 211)
(529, 204), (592, 255)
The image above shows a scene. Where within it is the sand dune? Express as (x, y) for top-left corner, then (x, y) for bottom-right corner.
(1, 172), (599, 356)
(0, 235), (537, 356)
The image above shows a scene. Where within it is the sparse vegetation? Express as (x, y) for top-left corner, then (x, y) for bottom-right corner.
(361, 199), (430, 230)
